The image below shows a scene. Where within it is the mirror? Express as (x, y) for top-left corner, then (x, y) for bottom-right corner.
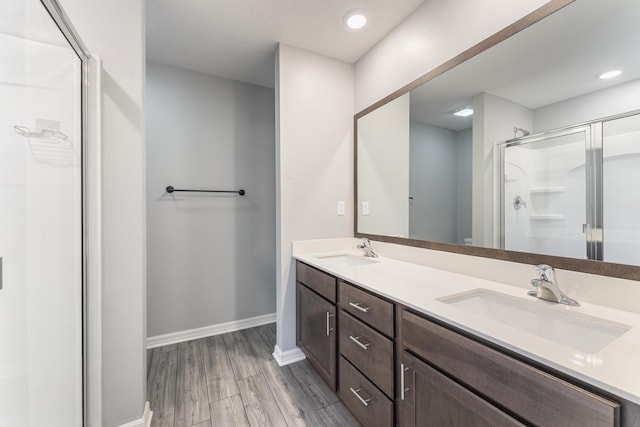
(356, 0), (640, 277)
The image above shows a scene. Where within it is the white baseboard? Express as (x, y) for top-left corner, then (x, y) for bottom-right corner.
(118, 402), (152, 427)
(147, 313), (277, 349)
(273, 345), (306, 367)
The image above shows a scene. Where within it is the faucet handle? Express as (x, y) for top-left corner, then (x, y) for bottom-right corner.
(534, 264), (556, 282)
(357, 238), (370, 249)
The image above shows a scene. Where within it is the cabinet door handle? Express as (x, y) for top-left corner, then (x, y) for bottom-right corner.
(400, 364), (411, 401)
(350, 387), (372, 407)
(349, 335), (370, 350)
(349, 302), (371, 313)
(326, 312), (334, 336)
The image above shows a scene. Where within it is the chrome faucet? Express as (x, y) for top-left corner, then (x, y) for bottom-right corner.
(357, 238), (378, 258)
(528, 264), (579, 306)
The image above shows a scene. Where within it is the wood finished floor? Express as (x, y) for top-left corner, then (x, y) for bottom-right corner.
(147, 323), (360, 427)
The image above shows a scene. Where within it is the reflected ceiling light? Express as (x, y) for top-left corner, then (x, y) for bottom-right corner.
(599, 70), (622, 79)
(345, 10), (367, 30)
(453, 107), (474, 117)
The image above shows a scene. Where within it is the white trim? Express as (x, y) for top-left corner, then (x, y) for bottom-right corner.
(146, 313), (276, 349)
(117, 402), (152, 427)
(272, 345), (306, 367)
(86, 54), (103, 427)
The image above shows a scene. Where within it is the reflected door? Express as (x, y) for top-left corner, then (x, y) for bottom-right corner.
(501, 128), (589, 259)
(0, 0), (83, 426)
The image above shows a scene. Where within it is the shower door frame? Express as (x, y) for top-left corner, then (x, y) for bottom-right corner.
(39, 0), (92, 425)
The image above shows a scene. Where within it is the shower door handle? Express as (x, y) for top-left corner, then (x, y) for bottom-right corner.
(0, 257), (3, 290)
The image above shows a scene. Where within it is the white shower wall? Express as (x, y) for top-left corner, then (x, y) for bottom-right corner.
(0, 32), (82, 427)
(603, 114), (640, 265)
(503, 133), (586, 259)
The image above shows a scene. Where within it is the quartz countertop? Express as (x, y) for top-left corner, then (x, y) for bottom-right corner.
(293, 248), (640, 405)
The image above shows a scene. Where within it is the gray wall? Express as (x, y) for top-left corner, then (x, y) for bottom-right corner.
(409, 122), (472, 244)
(275, 44), (354, 356)
(58, 0), (146, 425)
(146, 62), (276, 337)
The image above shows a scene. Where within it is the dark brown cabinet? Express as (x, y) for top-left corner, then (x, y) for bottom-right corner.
(338, 280), (395, 427)
(296, 262), (337, 390)
(401, 352), (525, 427)
(400, 309), (621, 427)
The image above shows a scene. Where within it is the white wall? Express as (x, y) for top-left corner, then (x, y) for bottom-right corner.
(57, 1), (146, 426)
(275, 44), (353, 357)
(146, 62), (276, 337)
(409, 121), (457, 242)
(534, 79), (640, 132)
(472, 93), (533, 247)
(354, 0), (550, 112)
(358, 93), (410, 237)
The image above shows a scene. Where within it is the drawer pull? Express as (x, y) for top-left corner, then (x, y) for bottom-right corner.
(349, 302), (371, 313)
(350, 387), (372, 407)
(349, 335), (370, 350)
(400, 364), (411, 401)
(326, 312), (334, 336)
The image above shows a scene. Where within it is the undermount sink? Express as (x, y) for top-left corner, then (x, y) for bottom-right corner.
(438, 289), (631, 354)
(314, 254), (379, 267)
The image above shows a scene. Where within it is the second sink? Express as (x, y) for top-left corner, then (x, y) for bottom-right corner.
(438, 289), (631, 354)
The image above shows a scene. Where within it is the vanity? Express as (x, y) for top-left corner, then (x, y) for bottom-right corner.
(294, 244), (640, 427)
(294, 0), (640, 425)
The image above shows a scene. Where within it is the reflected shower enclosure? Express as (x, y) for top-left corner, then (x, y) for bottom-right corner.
(499, 111), (640, 265)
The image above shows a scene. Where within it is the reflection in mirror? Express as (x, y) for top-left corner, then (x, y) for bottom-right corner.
(356, 0), (640, 268)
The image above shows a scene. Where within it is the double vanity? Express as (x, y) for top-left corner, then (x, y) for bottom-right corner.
(293, 240), (640, 426)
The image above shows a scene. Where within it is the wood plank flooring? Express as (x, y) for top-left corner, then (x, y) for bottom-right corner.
(147, 323), (360, 427)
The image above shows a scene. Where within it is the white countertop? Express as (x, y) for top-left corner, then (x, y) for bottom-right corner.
(293, 249), (640, 405)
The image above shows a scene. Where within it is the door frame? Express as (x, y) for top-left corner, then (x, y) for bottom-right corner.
(39, 1), (98, 426)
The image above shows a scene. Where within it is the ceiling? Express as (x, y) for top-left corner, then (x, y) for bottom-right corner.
(409, 0), (640, 131)
(146, 0), (424, 88)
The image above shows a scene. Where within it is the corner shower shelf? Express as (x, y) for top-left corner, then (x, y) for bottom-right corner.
(530, 214), (565, 220)
(530, 187), (565, 193)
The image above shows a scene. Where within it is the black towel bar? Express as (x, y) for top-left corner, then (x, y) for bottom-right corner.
(166, 185), (245, 196)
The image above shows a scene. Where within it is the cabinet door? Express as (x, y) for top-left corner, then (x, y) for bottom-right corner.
(297, 283), (336, 390)
(401, 352), (525, 427)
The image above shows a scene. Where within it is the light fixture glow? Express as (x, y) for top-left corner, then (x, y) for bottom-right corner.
(453, 107), (474, 117)
(345, 10), (367, 29)
(599, 70), (622, 80)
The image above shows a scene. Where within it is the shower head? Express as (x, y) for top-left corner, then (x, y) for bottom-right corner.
(513, 127), (531, 138)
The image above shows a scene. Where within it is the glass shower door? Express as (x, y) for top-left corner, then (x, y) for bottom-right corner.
(501, 128), (589, 259)
(602, 113), (640, 265)
(0, 0), (83, 425)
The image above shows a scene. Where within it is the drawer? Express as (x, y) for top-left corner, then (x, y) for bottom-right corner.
(338, 356), (393, 427)
(338, 281), (394, 337)
(296, 261), (336, 303)
(402, 310), (620, 427)
(339, 311), (394, 398)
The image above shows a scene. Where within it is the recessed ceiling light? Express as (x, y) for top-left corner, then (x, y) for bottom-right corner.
(453, 107), (473, 117)
(345, 10), (367, 30)
(599, 70), (622, 80)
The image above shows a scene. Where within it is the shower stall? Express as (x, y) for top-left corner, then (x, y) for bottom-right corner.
(499, 110), (640, 265)
(0, 0), (89, 425)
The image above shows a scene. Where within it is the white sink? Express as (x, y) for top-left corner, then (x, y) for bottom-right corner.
(314, 254), (379, 267)
(438, 289), (631, 354)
